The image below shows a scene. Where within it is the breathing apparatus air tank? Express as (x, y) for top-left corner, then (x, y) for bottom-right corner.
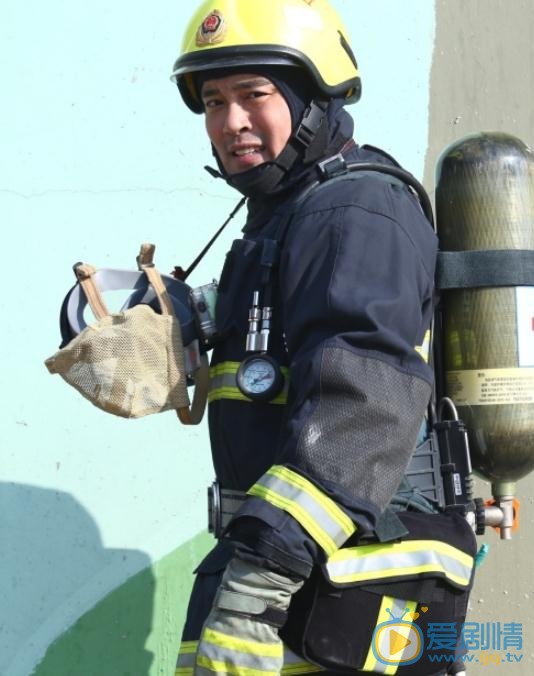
(435, 132), (534, 538)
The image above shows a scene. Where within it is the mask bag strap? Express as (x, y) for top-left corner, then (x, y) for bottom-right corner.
(73, 263), (110, 320)
(137, 243), (209, 425)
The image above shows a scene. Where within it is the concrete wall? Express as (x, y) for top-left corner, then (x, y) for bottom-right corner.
(426, 3), (534, 675)
(1, 1), (531, 674)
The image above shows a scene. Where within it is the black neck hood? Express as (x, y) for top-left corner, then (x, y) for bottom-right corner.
(211, 98), (355, 201)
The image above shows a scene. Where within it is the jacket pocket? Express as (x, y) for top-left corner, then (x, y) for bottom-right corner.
(281, 510), (477, 675)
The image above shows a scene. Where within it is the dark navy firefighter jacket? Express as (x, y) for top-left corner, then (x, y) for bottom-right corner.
(208, 143), (438, 580)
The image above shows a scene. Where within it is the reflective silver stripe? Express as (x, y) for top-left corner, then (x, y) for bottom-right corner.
(176, 640), (197, 675)
(363, 597), (416, 674)
(178, 640), (320, 675)
(197, 627), (282, 675)
(209, 361), (289, 404)
(372, 597), (407, 674)
(248, 465), (356, 556)
(326, 539), (473, 588)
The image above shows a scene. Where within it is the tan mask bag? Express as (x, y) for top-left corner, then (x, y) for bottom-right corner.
(45, 244), (208, 423)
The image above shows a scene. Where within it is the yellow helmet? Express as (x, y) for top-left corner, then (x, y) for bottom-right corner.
(171, 0), (361, 113)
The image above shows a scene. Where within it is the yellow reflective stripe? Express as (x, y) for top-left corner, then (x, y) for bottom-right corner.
(176, 639), (197, 673)
(210, 363), (290, 376)
(361, 595), (395, 673)
(366, 564), (466, 587)
(209, 361), (289, 405)
(282, 646), (323, 674)
(270, 466), (354, 536)
(248, 465), (356, 556)
(202, 627), (283, 658)
(362, 596), (417, 674)
(330, 538), (473, 567)
(209, 387), (254, 403)
(210, 362), (240, 376)
(327, 539), (473, 588)
(415, 330), (431, 363)
(179, 641), (198, 655)
(198, 627), (282, 675)
(250, 483), (338, 554)
(281, 664), (322, 675)
(328, 561), (471, 588)
(178, 640), (319, 675)
(196, 656), (278, 676)
(208, 388), (288, 405)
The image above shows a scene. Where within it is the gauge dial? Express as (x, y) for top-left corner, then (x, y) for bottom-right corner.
(236, 354), (284, 402)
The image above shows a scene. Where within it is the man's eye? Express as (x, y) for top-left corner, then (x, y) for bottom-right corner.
(247, 90), (269, 99)
(204, 99), (222, 109)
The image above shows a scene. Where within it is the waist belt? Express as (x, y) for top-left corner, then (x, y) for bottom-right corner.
(208, 481), (247, 539)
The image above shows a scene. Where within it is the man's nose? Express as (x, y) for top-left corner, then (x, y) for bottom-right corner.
(223, 102), (251, 135)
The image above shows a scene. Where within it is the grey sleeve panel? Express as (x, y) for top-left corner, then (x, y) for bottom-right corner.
(292, 346), (431, 511)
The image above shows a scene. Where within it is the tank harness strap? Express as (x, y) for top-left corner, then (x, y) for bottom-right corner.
(73, 263), (110, 320)
(437, 249), (534, 289)
(313, 152), (435, 227)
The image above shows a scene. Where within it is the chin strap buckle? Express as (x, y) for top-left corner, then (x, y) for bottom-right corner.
(295, 100), (328, 148)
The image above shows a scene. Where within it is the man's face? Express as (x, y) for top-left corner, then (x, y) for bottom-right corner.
(201, 72), (292, 175)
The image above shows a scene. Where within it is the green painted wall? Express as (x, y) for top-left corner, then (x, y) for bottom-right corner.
(34, 531), (212, 676)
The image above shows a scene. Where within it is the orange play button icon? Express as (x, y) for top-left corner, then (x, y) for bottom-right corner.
(389, 629), (412, 656)
(373, 620), (423, 665)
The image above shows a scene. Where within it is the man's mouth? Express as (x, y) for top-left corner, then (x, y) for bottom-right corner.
(231, 145), (263, 158)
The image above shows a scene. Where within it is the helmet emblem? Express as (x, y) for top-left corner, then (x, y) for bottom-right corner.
(196, 10), (227, 46)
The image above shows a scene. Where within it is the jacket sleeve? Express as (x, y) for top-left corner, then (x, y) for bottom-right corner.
(229, 177), (438, 577)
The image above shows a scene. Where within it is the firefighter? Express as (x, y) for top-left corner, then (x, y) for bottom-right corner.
(171, 0), (440, 673)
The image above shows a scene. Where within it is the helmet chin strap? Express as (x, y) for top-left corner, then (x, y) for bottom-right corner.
(206, 100), (330, 199)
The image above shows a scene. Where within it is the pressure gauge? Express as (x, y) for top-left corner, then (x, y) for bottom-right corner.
(236, 354), (284, 402)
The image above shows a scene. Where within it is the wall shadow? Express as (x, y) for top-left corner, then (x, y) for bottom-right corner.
(0, 482), (154, 676)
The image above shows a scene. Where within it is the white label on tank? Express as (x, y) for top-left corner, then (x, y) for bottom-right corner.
(447, 368), (534, 405)
(517, 287), (534, 367)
